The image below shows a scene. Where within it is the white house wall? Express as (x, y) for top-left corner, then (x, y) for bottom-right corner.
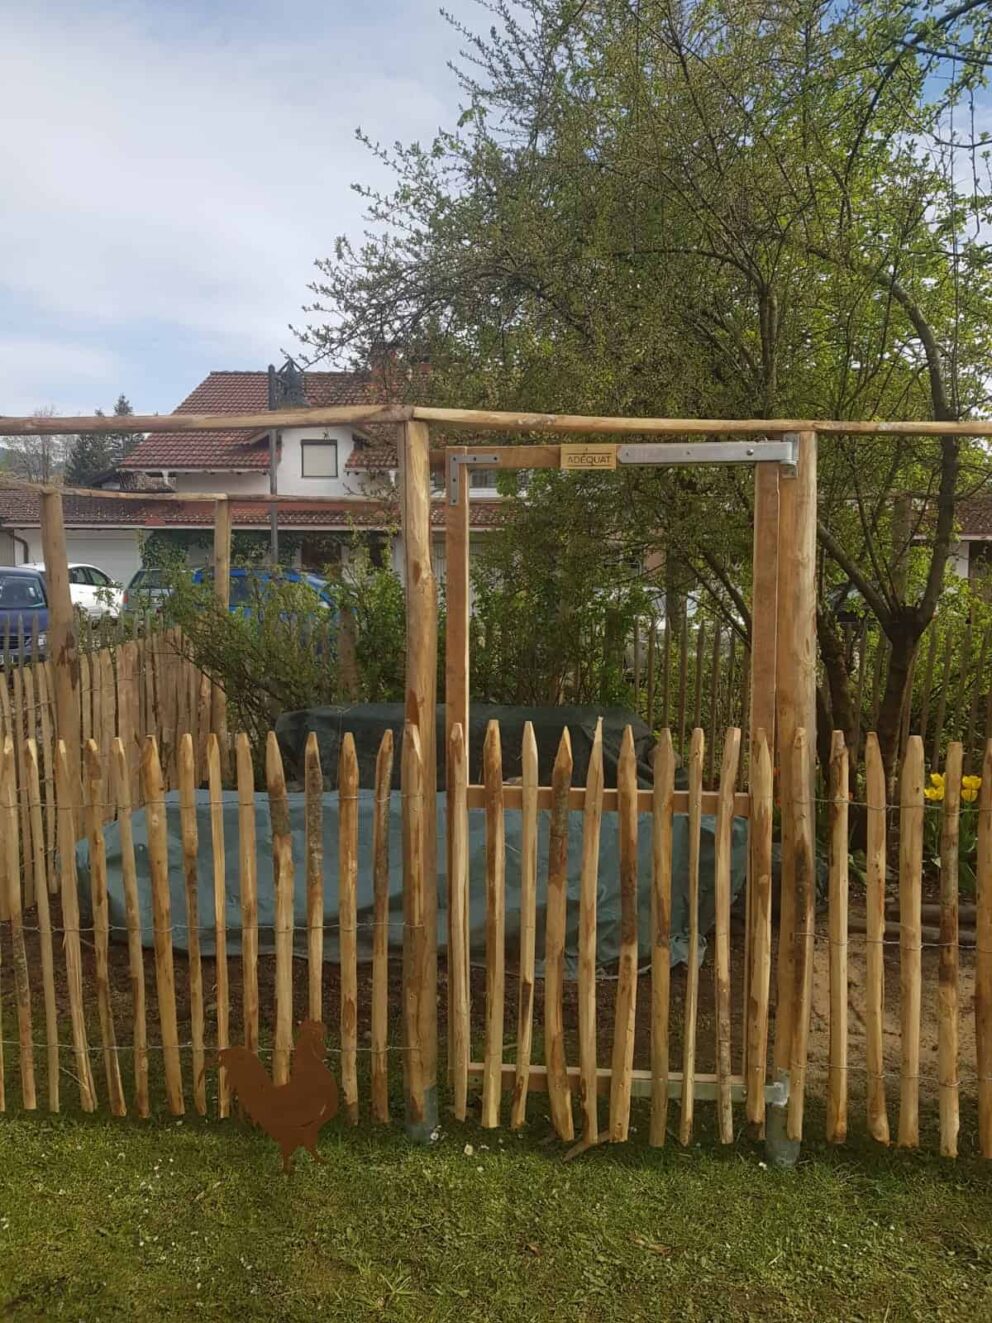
(166, 428), (382, 499)
(170, 471), (269, 495)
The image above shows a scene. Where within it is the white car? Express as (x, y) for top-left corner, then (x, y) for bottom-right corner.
(22, 561), (124, 620)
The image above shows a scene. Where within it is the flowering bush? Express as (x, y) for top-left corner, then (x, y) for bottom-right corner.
(923, 771), (981, 893)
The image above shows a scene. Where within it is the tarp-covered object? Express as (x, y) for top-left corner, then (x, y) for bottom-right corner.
(275, 704), (659, 790)
(77, 791), (747, 974)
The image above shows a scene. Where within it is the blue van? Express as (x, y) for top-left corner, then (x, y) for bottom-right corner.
(0, 567), (49, 662)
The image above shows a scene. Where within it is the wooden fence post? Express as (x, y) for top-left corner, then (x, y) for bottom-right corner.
(546, 728), (575, 1142)
(339, 733), (360, 1124)
(773, 432), (817, 1092)
(445, 444), (470, 1075)
(864, 733), (890, 1143)
(650, 730), (675, 1146)
(510, 720), (539, 1129)
(787, 727), (815, 1141)
(210, 496), (231, 767)
(898, 735), (924, 1148)
(141, 736), (184, 1115)
(371, 730), (395, 1124)
(745, 730), (774, 1129)
(714, 727), (741, 1143)
(266, 732), (295, 1088)
(55, 741), (96, 1112)
(447, 725), (469, 1123)
(938, 741), (962, 1157)
(400, 419), (438, 1136)
(679, 727), (705, 1145)
(41, 490), (82, 832)
(827, 731), (849, 1143)
(401, 721), (431, 1137)
(746, 463), (779, 1086)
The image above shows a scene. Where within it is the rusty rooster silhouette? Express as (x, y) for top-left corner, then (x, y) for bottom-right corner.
(219, 1020), (339, 1172)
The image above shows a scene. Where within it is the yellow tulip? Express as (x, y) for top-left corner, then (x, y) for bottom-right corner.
(924, 785), (945, 802)
(963, 775), (982, 790)
(962, 786), (979, 803)
(930, 771), (945, 788)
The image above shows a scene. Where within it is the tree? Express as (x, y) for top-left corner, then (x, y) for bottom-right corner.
(302, 0), (992, 778)
(65, 394), (144, 485)
(0, 407), (72, 483)
(65, 430), (114, 486)
(107, 394), (143, 465)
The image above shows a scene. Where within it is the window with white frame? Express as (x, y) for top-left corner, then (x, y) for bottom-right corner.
(300, 439), (339, 478)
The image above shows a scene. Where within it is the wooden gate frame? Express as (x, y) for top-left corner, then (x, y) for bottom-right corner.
(394, 421), (817, 1133)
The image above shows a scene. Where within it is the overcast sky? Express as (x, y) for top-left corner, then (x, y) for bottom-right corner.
(0, 0), (472, 417)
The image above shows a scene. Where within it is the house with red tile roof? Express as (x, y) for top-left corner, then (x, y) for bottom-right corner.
(0, 360), (503, 585)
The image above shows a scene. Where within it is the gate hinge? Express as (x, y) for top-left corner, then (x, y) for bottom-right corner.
(448, 452), (501, 505)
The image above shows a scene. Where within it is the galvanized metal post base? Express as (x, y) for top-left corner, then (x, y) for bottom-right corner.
(764, 1070), (799, 1167)
(405, 1085), (439, 1144)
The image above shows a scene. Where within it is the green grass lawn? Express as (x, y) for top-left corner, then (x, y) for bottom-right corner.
(0, 1092), (990, 1321)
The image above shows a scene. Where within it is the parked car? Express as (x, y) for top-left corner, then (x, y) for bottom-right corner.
(0, 567), (48, 662)
(22, 561), (123, 621)
(122, 567), (181, 615)
(191, 567), (337, 614)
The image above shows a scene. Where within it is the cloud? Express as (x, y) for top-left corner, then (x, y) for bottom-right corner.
(0, 1), (468, 412)
(0, 337), (120, 417)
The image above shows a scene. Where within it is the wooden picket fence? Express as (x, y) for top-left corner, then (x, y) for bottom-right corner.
(0, 724), (400, 1122)
(0, 625), (211, 918)
(1, 711), (991, 1160)
(444, 717), (773, 1149)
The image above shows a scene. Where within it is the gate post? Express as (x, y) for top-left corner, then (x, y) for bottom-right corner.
(41, 489), (82, 834)
(445, 446), (470, 1067)
(772, 430), (817, 1141)
(744, 462), (780, 1126)
(400, 418), (439, 1138)
(210, 495), (231, 765)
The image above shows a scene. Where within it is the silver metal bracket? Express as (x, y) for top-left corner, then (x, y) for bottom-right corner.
(448, 452), (501, 505)
(616, 438), (798, 469)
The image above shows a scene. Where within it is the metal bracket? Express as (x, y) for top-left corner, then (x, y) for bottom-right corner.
(616, 438), (798, 469)
(448, 452), (501, 505)
(766, 1072), (790, 1108)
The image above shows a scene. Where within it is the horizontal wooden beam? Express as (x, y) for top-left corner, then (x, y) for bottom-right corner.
(465, 784), (750, 817)
(0, 476), (217, 504)
(415, 406), (992, 437)
(0, 474), (400, 508)
(2, 403), (990, 438)
(466, 1061), (747, 1102)
(0, 404), (412, 437)
(429, 445), (563, 470)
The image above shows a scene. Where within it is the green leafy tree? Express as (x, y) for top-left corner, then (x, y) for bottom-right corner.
(303, 0), (992, 777)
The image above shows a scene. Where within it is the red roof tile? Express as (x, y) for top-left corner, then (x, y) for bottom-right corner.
(121, 370), (401, 472)
(958, 496), (992, 537)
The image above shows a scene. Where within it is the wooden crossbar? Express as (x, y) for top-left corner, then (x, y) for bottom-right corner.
(467, 1061), (749, 1103)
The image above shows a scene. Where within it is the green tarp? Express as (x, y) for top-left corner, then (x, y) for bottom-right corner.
(77, 789), (747, 974)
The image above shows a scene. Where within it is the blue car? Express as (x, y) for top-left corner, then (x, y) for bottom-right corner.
(0, 567), (49, 663)
(191, 567), (337, 614)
